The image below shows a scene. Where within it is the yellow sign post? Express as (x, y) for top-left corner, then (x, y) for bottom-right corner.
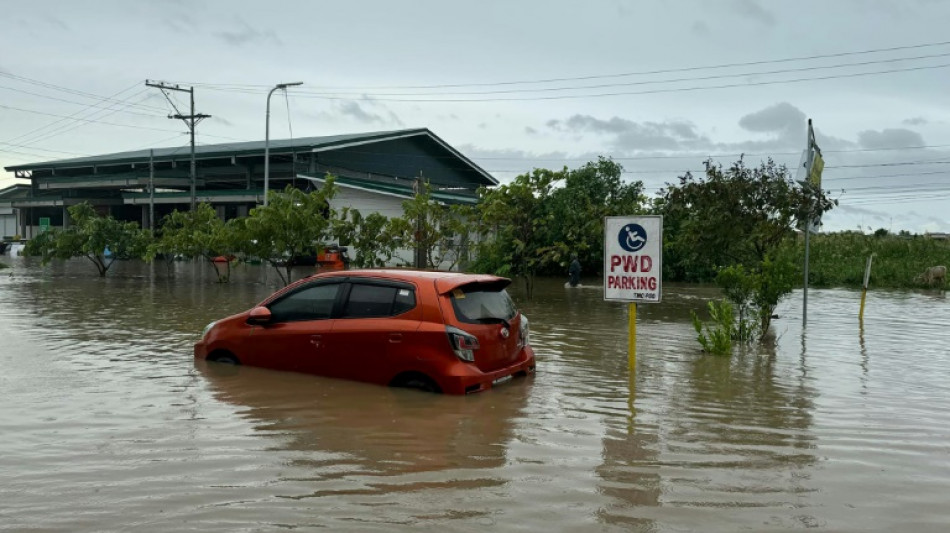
(628, 303), (637, 368)
(604, 216), (662, 372)
(859, 254), (873, 321)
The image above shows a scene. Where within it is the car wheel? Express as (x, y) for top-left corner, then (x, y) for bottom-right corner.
(392, 373), (441, 394)
(210, 353), (240, 365)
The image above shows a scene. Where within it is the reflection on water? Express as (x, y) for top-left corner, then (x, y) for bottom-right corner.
(2, 257), (950, 531)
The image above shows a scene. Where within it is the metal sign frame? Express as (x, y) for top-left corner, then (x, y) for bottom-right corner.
(604, 215), (663, 303)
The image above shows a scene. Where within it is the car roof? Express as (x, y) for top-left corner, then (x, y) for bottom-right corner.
(310, 269), (511, 294)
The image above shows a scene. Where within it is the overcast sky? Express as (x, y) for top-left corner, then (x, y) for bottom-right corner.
(3, 0), (950, 233)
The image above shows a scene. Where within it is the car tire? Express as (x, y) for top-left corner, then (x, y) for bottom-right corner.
(210, 353), (240, 365)
(392, 373), (441, 394)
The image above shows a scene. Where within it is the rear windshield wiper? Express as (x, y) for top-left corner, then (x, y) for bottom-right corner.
(476, 317), (511, 329)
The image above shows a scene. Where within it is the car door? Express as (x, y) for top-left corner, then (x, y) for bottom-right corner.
(328, 280), (421, 384)
(240, 281), (342, 375)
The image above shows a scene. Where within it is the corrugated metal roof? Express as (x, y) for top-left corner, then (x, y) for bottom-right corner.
(4, 129), (427, 171)
(0, 184), (31, 201)
(299, 174), (479, 205)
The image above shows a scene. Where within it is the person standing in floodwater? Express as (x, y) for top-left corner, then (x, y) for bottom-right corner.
(568, 254), (581, 287)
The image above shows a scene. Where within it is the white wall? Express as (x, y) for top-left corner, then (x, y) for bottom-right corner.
(0, 209), (18, 238)
(330, 186), (473, 270)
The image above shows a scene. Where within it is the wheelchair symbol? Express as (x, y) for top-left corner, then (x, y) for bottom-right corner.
(619, 223), (647, 252)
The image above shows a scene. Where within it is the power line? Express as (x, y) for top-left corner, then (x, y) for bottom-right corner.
(284, 62), (950, 102)
(171, 39), (950, 91)
(0, 100), (180, 134)
(13, 92), (159, 148)
(254, 52), (950, 98)
(0, 84), (161, 117)
(0, 72), (166, 112)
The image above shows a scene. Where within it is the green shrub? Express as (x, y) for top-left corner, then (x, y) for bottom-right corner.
(692, 299), (735, 356)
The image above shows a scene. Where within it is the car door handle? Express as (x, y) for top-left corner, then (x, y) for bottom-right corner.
(310, 335), (322, 348)
(389, 333), (403, 344)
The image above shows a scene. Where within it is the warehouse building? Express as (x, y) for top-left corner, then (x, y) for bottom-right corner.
(2, 128), (495, 241)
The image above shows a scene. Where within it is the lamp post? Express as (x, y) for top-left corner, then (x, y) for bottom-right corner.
(264, 81), (303, 207)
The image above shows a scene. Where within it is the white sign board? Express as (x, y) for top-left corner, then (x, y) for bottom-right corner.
(604, 215), (662, 303)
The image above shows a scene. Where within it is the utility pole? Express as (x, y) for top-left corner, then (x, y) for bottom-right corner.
(149, 149), (155, 232)
(145, 80), (210, 210)
(414, 174), (426, 269)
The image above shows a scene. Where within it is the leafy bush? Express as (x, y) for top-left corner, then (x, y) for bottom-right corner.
(692, 300), (736, 356)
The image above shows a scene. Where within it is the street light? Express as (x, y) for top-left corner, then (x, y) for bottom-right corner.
(264, 81), (303, 207)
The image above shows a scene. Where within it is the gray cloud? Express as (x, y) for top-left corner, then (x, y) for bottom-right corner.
(548, 115), (707, 152)
(525, 126), (538, 135)
(214, 21), (281, 46)
(163, 14), (197, 34)
(338, 101), (384, 124)
(738, 102), (806, 136)
(211, 116), (235, 127)
(43, 15), (69, 31)
(307, 99), (403, 127)
(857, 128), (925, 149)
(731, 0), (776, 26)
(902, 116), (929, 126)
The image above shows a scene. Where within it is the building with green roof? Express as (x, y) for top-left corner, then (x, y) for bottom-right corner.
(3, 128), (495, 243)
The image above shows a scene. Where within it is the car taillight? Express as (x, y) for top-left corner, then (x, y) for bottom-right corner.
(446, 326), (480, 362)
(519, 314), (530, 347)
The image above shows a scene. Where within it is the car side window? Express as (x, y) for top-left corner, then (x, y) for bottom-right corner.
(342, 283), (416, 318)
(268, 283), (341, 323)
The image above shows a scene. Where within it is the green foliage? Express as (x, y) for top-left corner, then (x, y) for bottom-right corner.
(475, 168), (560, 298)
(803, 232), (949, 289)
(148, 203), (241, 282)
(546, 157), (646, 273)
(691, 300), (735, 356)
(657, 158), (837, 282)
(333, 208), (401, 268)
(23, 203), (151, 277)
(236, 178), (339, 286)
(657, 158), (833, 348)
(0, 261), (7, 270)
(390, 182), (473, 270)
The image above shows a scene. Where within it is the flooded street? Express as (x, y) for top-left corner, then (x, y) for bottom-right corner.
(2, 258), (949, 532)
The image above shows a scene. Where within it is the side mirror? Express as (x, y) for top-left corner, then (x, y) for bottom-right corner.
(246, 306), (273, 326)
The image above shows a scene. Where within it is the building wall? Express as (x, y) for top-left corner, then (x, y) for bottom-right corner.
(331, 187), (414, 267)
(0, 212), (17, 239)
(330, 186), (473, 270)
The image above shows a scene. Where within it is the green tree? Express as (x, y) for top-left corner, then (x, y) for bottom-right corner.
(476, 168), (559, 298)
(333, 207), (401, 268)
(392, 181), (473, 270)
(658, 158), (836, 343)
(236, 179), (338, 286)
(547, 157), (646, 274)
(148, 203), (239, 282)
(23, 202), (151, 277)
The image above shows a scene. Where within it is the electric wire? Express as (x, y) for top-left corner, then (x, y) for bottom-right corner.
(168, 39), (950, 91)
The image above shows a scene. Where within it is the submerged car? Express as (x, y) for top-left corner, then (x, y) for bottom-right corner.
(194, 270), (535, 394)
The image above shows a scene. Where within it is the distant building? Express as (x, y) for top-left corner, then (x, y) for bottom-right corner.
(0, 184), (30, 239)
(3, 128), (496, 265)
(924, 232), (949, 240)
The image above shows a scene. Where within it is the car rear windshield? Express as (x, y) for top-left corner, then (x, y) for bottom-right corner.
(450, 282), (517, 324)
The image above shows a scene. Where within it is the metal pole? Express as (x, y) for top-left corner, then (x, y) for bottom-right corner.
(628, 303), (637, 369)
(149, 149), (155, 231)
(802, 119), (815, 328)
(189, 88), (196, 211)
(264, 86), (276, 207)
(264, 81), (303, 208)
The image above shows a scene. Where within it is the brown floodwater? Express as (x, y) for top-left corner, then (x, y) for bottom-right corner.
(1, 257), (949, 532)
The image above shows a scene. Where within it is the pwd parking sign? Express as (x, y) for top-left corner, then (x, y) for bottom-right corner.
(604, 215), (662, 303)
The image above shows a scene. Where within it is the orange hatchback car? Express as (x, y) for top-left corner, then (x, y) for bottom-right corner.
(195, 270), (535, 394)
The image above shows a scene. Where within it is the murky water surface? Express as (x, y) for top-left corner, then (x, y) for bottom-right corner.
(2, 258), (949, 532)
